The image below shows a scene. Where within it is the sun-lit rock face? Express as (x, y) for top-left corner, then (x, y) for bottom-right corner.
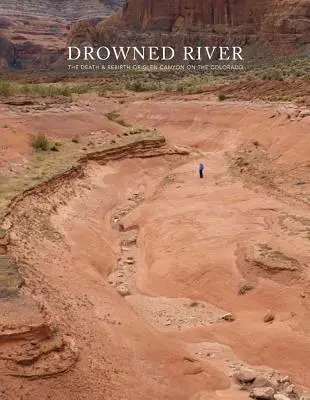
(79, 0), (309, 56)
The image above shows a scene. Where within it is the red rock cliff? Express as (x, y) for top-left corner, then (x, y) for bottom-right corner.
(68, 0), (310, 55)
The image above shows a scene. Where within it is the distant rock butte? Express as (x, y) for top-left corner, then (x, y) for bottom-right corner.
(0, 0), (123, 70)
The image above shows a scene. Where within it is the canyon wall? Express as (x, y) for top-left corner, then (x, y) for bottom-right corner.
(0, 0), (123, 70)
(1, 0), (309, 70)
(68, 0), (310, 58)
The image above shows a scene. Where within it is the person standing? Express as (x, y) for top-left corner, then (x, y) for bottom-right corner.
(199, 163), (204, 178)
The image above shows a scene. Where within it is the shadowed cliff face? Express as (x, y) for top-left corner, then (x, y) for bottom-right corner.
(0, 32), (14, 69)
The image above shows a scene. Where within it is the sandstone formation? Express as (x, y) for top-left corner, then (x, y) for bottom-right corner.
(68, 0), (310, 57)
(0, 0), (123, 70)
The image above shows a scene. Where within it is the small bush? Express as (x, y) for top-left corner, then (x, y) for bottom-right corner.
(105, 110), (130, 126)
(126, 80), (145, 92)
(117, 119), (130, 127)
(105, 110), (120, 121)
(238, 284), (254, 295)
(50, 145), (59, 152)
(262, 70), (283, 81)
(0, 82), (13, 97)
(218, 93), (227, 101)
(32, 134), (49, 151)
(126, 80), (161, 92)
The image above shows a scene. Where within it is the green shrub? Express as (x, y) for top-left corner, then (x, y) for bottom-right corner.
(31, 134), (49, 151)
(105, 110), (120, 121)
(126, 80), (161, 92)
(117, 119), (130, 127)
(0, 82), (13, 97)
(218, 93), (227, 101)
(262, 70), (283, 81)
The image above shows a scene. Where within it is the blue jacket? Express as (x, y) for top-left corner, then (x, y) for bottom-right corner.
(199, 163), (204, 171)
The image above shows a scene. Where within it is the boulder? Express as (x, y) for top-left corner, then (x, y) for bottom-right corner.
(263, 312), (275, 323)
(235, 368), (256, 384)
(284, 384), (297, 395)
(300, 110), (310, 118)
(274, 394), (290, 400)
(250, 387), (275, 399)
(222, 313), (235, 322)
(116, 285), (131, 297)
(253, 376), (276, 389)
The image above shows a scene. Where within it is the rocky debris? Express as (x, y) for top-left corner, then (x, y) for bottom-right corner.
(284, 384), (297, 396)
(278, 376), (290, 384)
(253, 376), (276, 389)
(299, 110), (310, 118)
(116, 285), (131, 297)
(235, 368), (257, 384)
(263, 312), (275, 323)
(120, 231), (138, 246)
(222, 313), (235, 322)
(128, 192), (144, 203)
(121, 246), (130, 252)
(126, 295), (224, 331)
(274, 395), (290, 400)
(250, 387), (275, 399)
(234, 370), (307, 400)
(124, 257), (135, 265)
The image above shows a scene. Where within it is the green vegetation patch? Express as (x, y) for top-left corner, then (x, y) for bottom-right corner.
(104, 110), (131, 127)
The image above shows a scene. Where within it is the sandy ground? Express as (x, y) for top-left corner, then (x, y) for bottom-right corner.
(1, 93), (310, 399)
